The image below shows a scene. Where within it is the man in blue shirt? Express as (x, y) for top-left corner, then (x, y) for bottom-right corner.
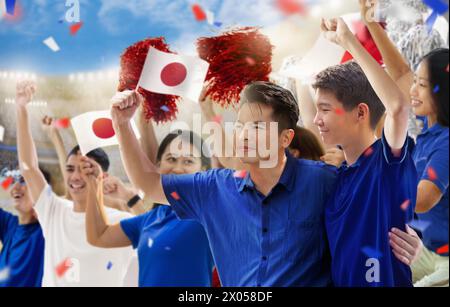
(317, 18), (418, 286)
(0, 173), (47, 287)
(109, 82), (337, 287)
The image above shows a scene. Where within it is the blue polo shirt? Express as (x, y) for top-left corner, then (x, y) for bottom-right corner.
(0, 208), (44, 287)
(412, 123), (449, 256)
(162, 152), (337, 287)
(325, 133), (417, 287)
(120, 205), (214, 287)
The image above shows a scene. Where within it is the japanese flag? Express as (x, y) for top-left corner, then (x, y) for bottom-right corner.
(138, 47), (209, 103)
(71, 110), (141, 156)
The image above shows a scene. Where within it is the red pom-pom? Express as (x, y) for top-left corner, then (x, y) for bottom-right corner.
(118, 37), (180, 123)
(197, 27), (273, 107)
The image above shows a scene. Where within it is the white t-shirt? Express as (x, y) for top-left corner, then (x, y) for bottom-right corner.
(35, 185), (136, 287)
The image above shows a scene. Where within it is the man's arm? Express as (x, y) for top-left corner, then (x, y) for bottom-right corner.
(15, 81), (48, 203)
(111, 90), (168, 205)
(322, 18), (410, 150)
(136, 104), (159, 165)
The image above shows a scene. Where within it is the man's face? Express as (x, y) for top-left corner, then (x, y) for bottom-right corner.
(235, 102), (288, 167)
(314, 89), (360, 147)
(10, 178), (34, 214)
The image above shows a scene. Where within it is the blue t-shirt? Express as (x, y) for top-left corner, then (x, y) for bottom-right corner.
(0, 208), (45, 287)
(413, 123), (449, 255)
(120, 205), (214, 287)
(325, 133), (417, 287)
(162, 152), (337, 287)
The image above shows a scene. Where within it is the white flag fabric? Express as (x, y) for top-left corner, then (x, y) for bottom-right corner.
(43, 36), (60, 52)
(0, 125), (5, 142)
(71, 110), (141, 155)
(138, 47), (209, 103)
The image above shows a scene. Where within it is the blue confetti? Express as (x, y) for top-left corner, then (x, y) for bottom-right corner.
(361, 246), (383, 259)
(5, 0), (16, 15)
(425, 11), (439, 33)
(214, 21), (223, 27)
(106, 261), (113, 270)
(408, 219), (431, 233)
(160, 105), (170, 112)
(433, 85), (440, 93)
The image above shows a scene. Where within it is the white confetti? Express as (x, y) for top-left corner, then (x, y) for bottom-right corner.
(148, 238), (153, 248)
(0, 125), (4, 142)
(43, 36), (61, 52)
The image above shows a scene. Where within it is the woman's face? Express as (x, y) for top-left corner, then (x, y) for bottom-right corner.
(410, 61), (436, 118)
(158, 136), (203, 175)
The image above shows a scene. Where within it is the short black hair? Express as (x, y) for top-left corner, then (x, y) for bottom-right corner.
(421, 48), (449, 127)
(313, 61), (386, 130)
(67, 145), (110, 172)
(239, 81), (299, 131)
(156, 130), (211, 169)
(40, 167), (52, 184)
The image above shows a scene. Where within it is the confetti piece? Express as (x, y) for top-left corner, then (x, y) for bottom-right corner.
(69, 21), (83, 35)
(1, 176), (13, 190)
(363, 147), (374, 157)
(0, 267), (10, 282)
(245, 56), (256, 66)
(433, 85), (440, 93)
(106, 261), (113, 270)
(400, 199), (411, 211)
(436, 244), (449, 255)
(408, 219), (431, 233)
(335, 108), (345, 116)
(275, 0), (307, 16)
(233, 170), (247, 178)
(446, 64), (449, 73)
(212, 115), (223, 124)
(427, 167), (438, 181)
(423, 0), (449, 15)
(170, 191), (181, 201)
(160, 105), (170, 112)
(425, 11), (439, 33)
(0, 125), (4, 142)
(53, 118), (71, 129)
(55, 258), (72, 278)
(43, 36), (60, 52)
(5, 0), (16, 15)
(192, 4), (207, 21)
(148, 238), (154, 248)
(361, 246), (383, 259)
(164, 246), (172, 251)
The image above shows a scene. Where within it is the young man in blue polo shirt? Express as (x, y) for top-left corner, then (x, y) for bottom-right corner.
(316, 18), (418, 287)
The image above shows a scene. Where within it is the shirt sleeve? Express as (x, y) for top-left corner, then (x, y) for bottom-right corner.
(0, 208), (14, 242)
(381, 130), (412, 165)
(120, 213), (147, 249)
(34, 184), (61, 235)
(420, 144), (449, 193)
(161, 171), (215, 222)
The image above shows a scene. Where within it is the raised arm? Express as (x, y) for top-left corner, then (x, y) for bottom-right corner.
(110, 90), (168, 205)
(321, 17), (410, 150)
(136, 104), (159, 165)
(41, 116), (68, 196)
(81, 156), (131, 248)
(15, 81), (48, 203)
(359, 0), (414, 98)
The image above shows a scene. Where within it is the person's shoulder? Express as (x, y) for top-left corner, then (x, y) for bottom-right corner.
(296, 159), (338, 177)
(0, 207), (18, 226)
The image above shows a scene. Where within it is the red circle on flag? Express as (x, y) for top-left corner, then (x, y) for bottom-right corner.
(160, 62), (187, 87)
(92, 118), (115, 139)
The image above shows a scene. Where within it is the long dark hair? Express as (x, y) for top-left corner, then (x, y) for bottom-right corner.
(421, 48), (449, 127)
(156, 130), (211, 169)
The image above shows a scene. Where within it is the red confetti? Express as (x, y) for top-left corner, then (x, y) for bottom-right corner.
(53, 118), (71, 129)
(363, 147), (374, 157)
(233, 170), (247, 178)
(55, 258), (72, 278)
(197, 27), (273, 108)
(400, 199), (411, 211)
(118, 38), (180, 123)
(436, 244), (449, 255)
(446, 64), (449, 73)
(192, 4), (207, 21)
(275, 0), (307, 16)
(1, 177), (14, 190)
(212, 115), (223, 124)
(170, 191), (181, 201)
(69, 22), (83, 36)
(427, 167), (438, 181)
(335, 108), (345, 115)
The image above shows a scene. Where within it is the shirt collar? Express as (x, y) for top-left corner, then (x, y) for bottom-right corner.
(422, 123), (446, 137)
(339, 140), (380, 171)
(238, 150), (297, 193)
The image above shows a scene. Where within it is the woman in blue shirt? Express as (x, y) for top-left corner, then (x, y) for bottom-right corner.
(361, 3), (449, 286)
(82, 125), (214, 287)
